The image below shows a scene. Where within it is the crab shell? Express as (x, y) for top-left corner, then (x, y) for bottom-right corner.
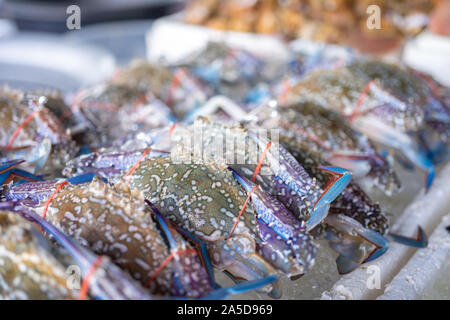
(126, 156), (318, 283)
(0, 210), (76, 300)
(286, 66), (425, 133)
(113, 59), (210, 119)
(0, 88), (76, 174)
(30, 177), (212, 298)
(257, 102), (401, 195)
(169, 117), (322, 220)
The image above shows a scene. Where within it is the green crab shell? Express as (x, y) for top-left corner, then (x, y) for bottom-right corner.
(0, 211), (76, 300)
(41, 178), (176, 296)
(127, 156), (259, 243)
(287, 68), (424, 132)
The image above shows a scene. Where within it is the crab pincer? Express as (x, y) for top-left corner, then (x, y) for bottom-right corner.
(248, 131), (352, 230)
(0, 160), (43, 185)
(308, 166), (352, 231)
(229, 167), (317, 279)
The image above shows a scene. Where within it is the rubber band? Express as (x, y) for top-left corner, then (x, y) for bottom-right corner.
(144, 249), (197, 287)
(5, 110), (39, 152)
(42, 180), (69, 222)
(278, 80), (291, 105)
(122, 148), (152, 181)
(168, 122), (179, 137)
(78, 256), (104, 300)
(227, 185), (258, 240)
(349, 80), (374, 122)
(166, 69), (186, 105)
(251, 141), (272, 182)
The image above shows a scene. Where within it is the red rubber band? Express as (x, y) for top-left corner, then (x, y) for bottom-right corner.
(349, 80), (374, 122)
(168, 122), (179, 137)
(166, 69), (186, 106)
(42, 180), (69, 222)
(227, 185), (258, 240)
(5, 110), (39, 152)
(144, 249), (197, 287)
(251, 141), (272, 182)
(78, 256), (104, 300)
(122, 148), (152, 181)
(278, 80), (291, 105)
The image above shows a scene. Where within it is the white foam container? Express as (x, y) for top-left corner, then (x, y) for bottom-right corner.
(146, 15), (450, 300)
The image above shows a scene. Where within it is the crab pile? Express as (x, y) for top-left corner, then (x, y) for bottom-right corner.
(0, 40), (448, 300)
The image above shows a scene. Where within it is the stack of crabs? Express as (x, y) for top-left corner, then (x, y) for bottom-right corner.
(0, 41), (448, 299)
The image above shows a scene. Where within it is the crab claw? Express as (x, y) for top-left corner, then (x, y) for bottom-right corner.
(145, 200), (215, 298)
(388, 226), (428, 248)
(307, 166), (352, 231)
(1, 201), (151, 300)
(0, 160), (43, 185)
(201, 275), (278, 300)
(352, 115), (434, 190)
(247, 130), (322, 209)
(401, 144), (435, 191)
(229, 167), (317, 278)
(325, 214), (389, 273)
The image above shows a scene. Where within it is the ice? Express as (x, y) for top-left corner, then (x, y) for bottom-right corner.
(218, 240), (340, 300)
(420, 264), (450, 300)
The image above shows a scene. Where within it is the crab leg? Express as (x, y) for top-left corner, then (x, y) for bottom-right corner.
(388, 226), (428, 248)
(0, 160), (43, 185)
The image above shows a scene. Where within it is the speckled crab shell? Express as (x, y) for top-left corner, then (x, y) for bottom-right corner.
(0, 88), (76, 174)
(281, 144), (389, 236)
(32, 177), (212, 298)
(0, 210), (76, 300)
(257, 102), (401, 195)
(126, 156), (318, 278)
(169, 117), (323, 220)
(285, 66), (425, 133)
(113, 59), (209, 119)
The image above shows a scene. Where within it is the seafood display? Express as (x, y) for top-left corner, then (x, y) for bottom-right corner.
(184, 0), (436, 53)
(0, 36), (447, 300)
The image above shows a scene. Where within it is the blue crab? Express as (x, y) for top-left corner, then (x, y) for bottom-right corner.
(285, 60), (449, 190)
(0, 88), (77, 175)
(0, 201), (153, 300)
(253, 102), (401, 196)
(1, 173), (274, 299)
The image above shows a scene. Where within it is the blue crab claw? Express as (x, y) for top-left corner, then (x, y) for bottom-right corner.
(247, 131), (322, 208)
(307, 166), (352, 231)
(1, 202), (151, 300)
(325, 214), (389, 272)
(364, 246), (389, 263)
(201, 275), (278, 300)
(145, 200), (217, 298)
(306, 203), (330, 232)
(66, 173), (100, 185)
(229, 167), (317, 277)
(335, 254), (362, 275)
(0, 160), (25, 174)
(401, 146), (435, 191)
(168, 222), (218, 289)
(388, 226), (428, 248)
(0, 160), (43, 185)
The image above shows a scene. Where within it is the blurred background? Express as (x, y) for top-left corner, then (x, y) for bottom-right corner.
(0, 0), (448, 91)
